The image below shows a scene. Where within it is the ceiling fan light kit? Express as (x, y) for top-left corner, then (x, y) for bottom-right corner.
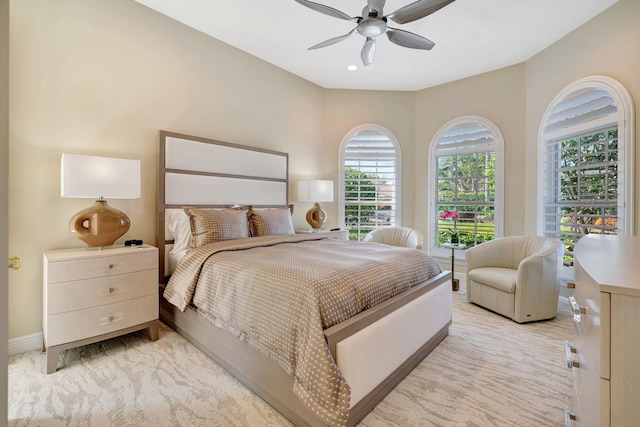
(295, 0), (455, 66)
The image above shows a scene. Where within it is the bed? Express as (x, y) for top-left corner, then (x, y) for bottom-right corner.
(156, 131), (452, 427)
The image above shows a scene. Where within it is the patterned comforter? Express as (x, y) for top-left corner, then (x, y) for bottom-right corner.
(163, 234), (441, 426)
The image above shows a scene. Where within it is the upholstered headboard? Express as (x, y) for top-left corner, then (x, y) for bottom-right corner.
(157, 130), (289, 282)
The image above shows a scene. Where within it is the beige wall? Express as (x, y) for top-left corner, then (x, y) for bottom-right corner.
(8, 0), (328, 338)
(8, 0), (639, 339)
(322, 90), (416, 226)
(2, 0), (9, 420)
(414, 64), (527, 240)
(524, 0), (640, 234)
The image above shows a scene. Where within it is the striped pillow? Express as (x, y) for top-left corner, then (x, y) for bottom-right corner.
(184, 207), (250, 247)
(248, 207), (295, 237)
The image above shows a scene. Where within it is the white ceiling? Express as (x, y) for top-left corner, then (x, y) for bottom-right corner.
(134, 0), (619, 91)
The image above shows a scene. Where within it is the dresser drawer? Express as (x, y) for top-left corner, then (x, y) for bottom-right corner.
(46, 250), (158, 283)
(46, 294), (158, 346)
(573, 259), (610, 378)
(571, 327), (609, 427)
(47, 269), (157, 314)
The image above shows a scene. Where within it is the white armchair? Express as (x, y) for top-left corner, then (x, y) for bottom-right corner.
(465, 236), (564, 323)
(363, 227), (423, 250)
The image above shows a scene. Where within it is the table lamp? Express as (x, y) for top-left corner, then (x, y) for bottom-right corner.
(298, 180), (333, 231)
(61, 153), (141, 248)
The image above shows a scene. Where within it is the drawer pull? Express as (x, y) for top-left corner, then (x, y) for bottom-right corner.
(569, 296), (585, 323)
(564, 405), (577, 426)
(98, 286), (123, 296)
(98, 313), (124, 326)
(565, 341), (579, 369)
(108, 264), (115, 269)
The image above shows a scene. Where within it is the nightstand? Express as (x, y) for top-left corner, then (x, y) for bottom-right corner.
(295, 229), (349, 240)
(43, 245), (160, 374)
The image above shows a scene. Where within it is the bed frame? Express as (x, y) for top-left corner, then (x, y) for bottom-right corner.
(156, 130), (452, 426)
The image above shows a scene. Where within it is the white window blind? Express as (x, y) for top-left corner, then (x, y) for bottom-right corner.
(342, 130), (399, 240)
(541, 84), (627, 265)
(544, 88), (617, 138)
(435, 123), (497, 155)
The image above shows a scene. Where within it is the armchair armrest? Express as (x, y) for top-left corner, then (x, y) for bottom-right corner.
(516, 242), (564, 284)
(465, 243), (496, 295)
(514, 243), (564, 322)
(465, 243), (491, 272)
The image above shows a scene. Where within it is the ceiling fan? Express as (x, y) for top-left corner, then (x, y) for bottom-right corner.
(294, 0), (456, 66)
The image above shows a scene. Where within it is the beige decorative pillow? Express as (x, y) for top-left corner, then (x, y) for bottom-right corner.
(248, 207), (295, 237)
(184, 207), (250, 247)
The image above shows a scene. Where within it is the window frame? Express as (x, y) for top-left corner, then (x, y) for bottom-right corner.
(537, 75), (635, 265)
(338, 124), (402, 240)
(428, 115), (505, 258)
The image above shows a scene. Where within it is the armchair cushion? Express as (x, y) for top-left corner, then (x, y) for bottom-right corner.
(468, 267), (516, 294)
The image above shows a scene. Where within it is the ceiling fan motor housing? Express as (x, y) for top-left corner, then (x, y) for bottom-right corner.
(357, 16), (388, 37)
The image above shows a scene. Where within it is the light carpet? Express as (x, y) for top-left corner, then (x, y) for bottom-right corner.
(9, 293), (574, 426)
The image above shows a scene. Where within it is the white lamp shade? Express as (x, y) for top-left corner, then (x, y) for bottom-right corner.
(298, 180), (334, 203)
(61, 153), (141, 199)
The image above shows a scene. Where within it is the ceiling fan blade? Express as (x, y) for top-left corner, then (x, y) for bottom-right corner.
(361, 37), (376, 66)
(294, 0), (355, 21)
(386, 27), (435, 50)
(367, 0), (386, 15)
(386, 0), (455, 25)
(309, 28), (357, 50)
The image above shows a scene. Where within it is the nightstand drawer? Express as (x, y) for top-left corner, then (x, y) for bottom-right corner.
(46, 294), (158, 346)
(46, 250), (157, 283)
(47, 269), (157, 314)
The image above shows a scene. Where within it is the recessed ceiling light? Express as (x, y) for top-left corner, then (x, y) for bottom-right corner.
(347, 65), (358, 71)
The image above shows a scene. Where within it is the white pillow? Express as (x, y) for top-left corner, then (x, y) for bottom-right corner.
(166, 210), (192, 254)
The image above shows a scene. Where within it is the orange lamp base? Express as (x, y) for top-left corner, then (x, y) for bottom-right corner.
(69, 200), (130, 247)
(305, 202), (327, 231)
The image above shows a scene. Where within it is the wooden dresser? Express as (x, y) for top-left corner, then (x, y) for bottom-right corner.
(568, 235), (640, 426)
(43, 245), (160, 374)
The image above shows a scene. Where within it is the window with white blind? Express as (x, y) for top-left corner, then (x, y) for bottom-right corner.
(429, 116), (504, 254)
(539, 76), (635, 266)
(339, 125), (401, 241)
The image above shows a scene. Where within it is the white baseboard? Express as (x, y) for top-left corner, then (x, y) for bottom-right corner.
(9, 331), (43, 356)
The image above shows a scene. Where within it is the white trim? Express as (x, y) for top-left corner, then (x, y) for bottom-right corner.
(428, 115), (505, 258)
(537, 75), (635, 237)
(338, 124), (403, 232)
(8, 331), (43, 355)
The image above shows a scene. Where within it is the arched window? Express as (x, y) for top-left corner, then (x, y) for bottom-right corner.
(339, 125), (402, 241)
(428, 116), (504, 255)
(538, 76), (635, 265)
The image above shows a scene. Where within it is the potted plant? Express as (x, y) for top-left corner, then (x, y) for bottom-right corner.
(440, 209), (461, 244)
